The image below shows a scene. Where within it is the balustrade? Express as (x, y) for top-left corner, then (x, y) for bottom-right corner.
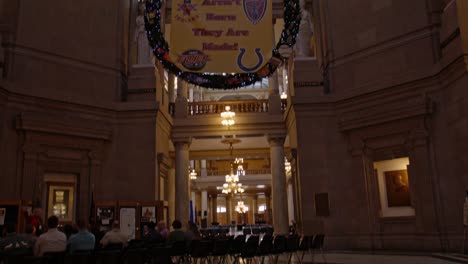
(207, 168), (271, 176)
(187, 100), (269, 116)
(168, 99), (288, 116)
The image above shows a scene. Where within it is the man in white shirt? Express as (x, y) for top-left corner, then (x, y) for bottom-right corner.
(99, 220), (128, 247)
(34, 215), (66, 256)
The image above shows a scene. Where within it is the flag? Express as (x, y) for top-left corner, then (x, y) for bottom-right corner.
(89, 192), (95, 225)
(189, 200), (194, 222)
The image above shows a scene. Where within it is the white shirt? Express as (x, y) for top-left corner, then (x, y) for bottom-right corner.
(34, 228), (66, 256)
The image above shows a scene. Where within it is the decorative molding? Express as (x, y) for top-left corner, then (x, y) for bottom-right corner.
(339, 96), (434, 132)
(127, 88), (156, 94)
(293, 81), (323, 88)
(16, 112), (112, 141)
(267, 134), (286, 146)
(440, 28), (460, 50)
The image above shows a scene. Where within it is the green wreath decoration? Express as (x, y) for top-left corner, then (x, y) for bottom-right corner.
(144, 0), (300, 89)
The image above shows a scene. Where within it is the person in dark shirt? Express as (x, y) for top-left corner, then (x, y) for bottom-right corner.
(144, 222), (163, 243)
(185, 221), (201, 241)
(167, 220), (185, 244)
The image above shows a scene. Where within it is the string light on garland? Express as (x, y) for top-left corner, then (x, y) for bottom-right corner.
(144, 0), (300, 89)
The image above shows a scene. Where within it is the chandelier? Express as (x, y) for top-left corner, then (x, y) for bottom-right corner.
(219, 105), (246, 195)
(284, 157), (291, 173)
(235, 201), (249, 214)
(189, 169), (198, 180)
(221, 106), (235, 126)
(235, 158), (245, 176)
(222, 163), (244, 194)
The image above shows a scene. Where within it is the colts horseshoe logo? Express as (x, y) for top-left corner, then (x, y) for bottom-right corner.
(237, 48), (264, 72)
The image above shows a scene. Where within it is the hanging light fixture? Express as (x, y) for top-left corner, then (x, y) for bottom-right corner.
(235, 201), (249, 214)
(235, 158), (245, 176)
(221, 163), (244, 194)
(284, 157), (291, 173)
(189, 169), (198, 180)
(221, 106), (235, 126)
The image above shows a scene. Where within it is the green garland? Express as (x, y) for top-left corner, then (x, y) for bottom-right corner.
(144, 0), (300, 89)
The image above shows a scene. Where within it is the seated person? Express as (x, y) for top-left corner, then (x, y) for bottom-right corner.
(0, 223), (31, 253)
(68, 219), (95, 252)
(144, 222), (163, 243)
(21, 224), (37, 248)
(34, 215), (67, 256)
(157, 220), (169, 240)
(99, 220), (128, 248)
(167, 220), (186, 244)
(185, 221), (201, 241)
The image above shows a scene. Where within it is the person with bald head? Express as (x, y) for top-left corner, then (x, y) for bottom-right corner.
(99, 220), (128, 248)
(157, 220), (169, 240)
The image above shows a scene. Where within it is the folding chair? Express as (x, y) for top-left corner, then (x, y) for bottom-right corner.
(310, 234), (326, 263)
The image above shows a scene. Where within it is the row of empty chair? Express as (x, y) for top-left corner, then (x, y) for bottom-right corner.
(0, 234), (326, 264)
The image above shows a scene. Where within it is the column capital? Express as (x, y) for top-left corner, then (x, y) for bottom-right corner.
(267, 134), (286, 146)
(173, 137), (192, 149)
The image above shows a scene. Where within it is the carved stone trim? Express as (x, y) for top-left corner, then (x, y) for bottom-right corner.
(16, 112), (112, 141)
(127, 88), (156, 94)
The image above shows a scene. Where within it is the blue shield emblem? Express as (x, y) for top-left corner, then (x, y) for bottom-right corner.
(243, 0), (267, 25)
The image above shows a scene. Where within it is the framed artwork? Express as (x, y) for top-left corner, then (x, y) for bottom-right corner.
(47, 183), (74, 222)
(141, 206), (156, 223)
(384, 169), (411, 207)
(97, 207), (115, 227)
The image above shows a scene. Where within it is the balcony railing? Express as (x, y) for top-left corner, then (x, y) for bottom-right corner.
(207, 168), (271, 176)
(168, 99), (287, 116)
(188, 100), (269, 116)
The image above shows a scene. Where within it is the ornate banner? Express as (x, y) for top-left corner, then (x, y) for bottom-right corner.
(170, 0), (273, 73)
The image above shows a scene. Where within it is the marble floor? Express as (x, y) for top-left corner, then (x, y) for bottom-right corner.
(276, 252), (466, 264)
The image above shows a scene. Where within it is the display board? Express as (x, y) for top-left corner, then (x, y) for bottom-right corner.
(138, 201), (164, 238)
(95, 202), (117, 232)
(0, 200), (21, 235)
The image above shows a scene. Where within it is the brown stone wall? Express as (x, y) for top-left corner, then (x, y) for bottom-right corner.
(0, 0), (160, 221)
(290, 0), (468, 252)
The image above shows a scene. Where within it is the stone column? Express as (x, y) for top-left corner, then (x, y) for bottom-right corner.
(265, 192), (271, 224)
(226, 196), (232, 224)
(268, 22), (281, 114)
(174, 140), (190, 224)
(168, 167), (176, 225)
(189, 86), (194, 102)
(22, 145), (41, 203)
(201, 160), (207, 177)
(211, 193), (218, 223)
(287, 182), (295, 224)
(251, 195), (257, 224)
(175, 78), (188, 118)
(168, 73), (175, 103)
(191, 191), (196, 222)
(201, 190), (208, 219)
(268, 135), (289, 235)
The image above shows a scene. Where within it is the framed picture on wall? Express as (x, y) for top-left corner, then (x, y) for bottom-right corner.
(141, 206), (156, 223)
(47, 183), (74, 222)
(384, 169), (411, 207)
(97, 207), (115, 227)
